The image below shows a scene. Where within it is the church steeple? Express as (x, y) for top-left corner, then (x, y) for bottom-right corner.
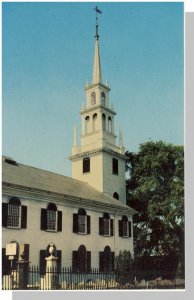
(93, 7), (102, 84)
(70, 7), (127, 204)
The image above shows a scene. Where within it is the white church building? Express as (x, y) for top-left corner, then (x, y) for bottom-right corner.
(2, 13), (135, 275)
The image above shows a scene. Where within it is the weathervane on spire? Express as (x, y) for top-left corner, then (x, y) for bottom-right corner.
(94, 6), (102, 40)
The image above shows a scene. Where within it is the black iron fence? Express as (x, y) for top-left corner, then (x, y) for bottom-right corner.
(2, 266), (185, 290)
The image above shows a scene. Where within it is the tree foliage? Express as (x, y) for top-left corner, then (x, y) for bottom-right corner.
(114, 250), (133, 284)
(126, 141), (184, 276)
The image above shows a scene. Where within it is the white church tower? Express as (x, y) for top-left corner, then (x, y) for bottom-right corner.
(69, 10), (127, 204)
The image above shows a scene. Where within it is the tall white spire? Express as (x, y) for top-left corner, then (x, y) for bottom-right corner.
(93, 39), (102, 84)
(93, 6), (102, 84)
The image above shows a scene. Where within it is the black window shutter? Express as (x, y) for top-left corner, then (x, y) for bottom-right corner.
(72, 251), (78, 272)
(21, 206), (27, 228)
(87, 251), (91, 272)
(87, 215), (91, 234)
(73, 213), (78, 233)
(57, 250), (62, 272)
(2, 203), (8, 227)
(57, 211), (62, 232)
(128, 221), (132, 237)
(110, 219), (114, 236)
(39, 250), (47, 275)
(2, 248), (11, 275)
(99, 252), (104, 272)
(119, 220), (123, 237)
(40, 208), (47, 230)
(99, 217), (104, 235)
(111, 252), (115, 271)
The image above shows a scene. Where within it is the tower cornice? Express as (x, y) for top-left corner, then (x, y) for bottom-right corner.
(80, 104), (116, 116)
(85, 82), (111, 92)
(69, 147), (128, 162)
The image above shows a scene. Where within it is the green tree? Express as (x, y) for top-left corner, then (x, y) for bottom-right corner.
(114, 250), (133, 284)
(126, 141), (184, 277)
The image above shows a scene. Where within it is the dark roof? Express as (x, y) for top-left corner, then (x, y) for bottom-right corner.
(2, 156), (134, 212)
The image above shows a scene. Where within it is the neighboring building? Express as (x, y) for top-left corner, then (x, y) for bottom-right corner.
(2, 15), (135, 275)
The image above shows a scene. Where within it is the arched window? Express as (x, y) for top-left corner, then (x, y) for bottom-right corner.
(78, 208), (87, 234)
(102, 113), (106, 131)
(99, 213), (113, 237)
(40, 203), (62, 232)
(119, 216), (132, 238)
(108, 116), (112, 133)
(99, 246), (114, 272)
(85, 116), (90, 134)
(104, 246), (111, 271)
(47, 203), (57, 231)
(91, 92), (96, 106)
(73, 208), (91, 235)
(93, 113), (98, 131)
(101, 92), (106, 106)
(7, 197), (21, 228)
(72, 245), (91, 272)
(113, 192), (119, 200)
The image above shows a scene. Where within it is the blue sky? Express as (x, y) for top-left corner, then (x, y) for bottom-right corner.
(2, 2), (184, 176)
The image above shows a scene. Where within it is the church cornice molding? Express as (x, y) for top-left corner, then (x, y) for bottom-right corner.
(2, 182), (134, 215)
(85, 82), (111, 92)
(80, 104), (116, 116)
(69, 147), (128, 161)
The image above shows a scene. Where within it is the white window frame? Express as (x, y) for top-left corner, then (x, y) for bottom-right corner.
(78, 214), (87, 234)
(7, 204), (21, 229)
(46, 209), (58, 232)
(122, 221), (129, 238)
(103, 218), (110, 237)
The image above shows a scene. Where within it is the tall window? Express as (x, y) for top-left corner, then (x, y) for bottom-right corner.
(101, 92), (106, 106)
(47, 203), (57, 231)
(99, 213), (113, 237)
(73, 208), (90, 235)
(108, 117), (112, 133)
(119, 216), (132, 238)
(91, 92), (96, 106)
(7, 198), (21, 228)
(78, 208), (86, 234)
(72, 245), (91, 272)
(112, 158), (118, 175)
(83, 157), (90, 173)
(102, 113), (106, 131)
(93, 113), (97, 131)
(99, 246), (114, 272)
(85, 116), (90, 134)
(41, 203), (62, 232)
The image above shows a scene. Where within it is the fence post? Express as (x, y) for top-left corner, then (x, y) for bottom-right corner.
(17, 260), (30, 289)
(45, 244), (58, 290)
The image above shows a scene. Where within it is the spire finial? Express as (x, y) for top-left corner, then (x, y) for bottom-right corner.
(94, 6), (102, 40)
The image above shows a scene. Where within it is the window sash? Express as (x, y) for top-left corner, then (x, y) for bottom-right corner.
(47, 210), (57, 231)
(7, 204), (21, 228)
(78, 215), (87, 234)
(122, 221), (129, 237)
(103, 219), (110, 236)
